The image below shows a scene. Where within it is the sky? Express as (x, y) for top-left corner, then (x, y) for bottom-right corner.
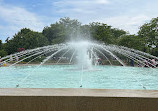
(0, 0), (158, 42)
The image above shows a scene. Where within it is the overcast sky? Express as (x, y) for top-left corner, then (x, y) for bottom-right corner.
(0, 0), (158, 42)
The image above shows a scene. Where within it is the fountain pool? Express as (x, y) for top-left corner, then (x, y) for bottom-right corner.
(0, 65), (158, 89)
(0, 41), (158, 89)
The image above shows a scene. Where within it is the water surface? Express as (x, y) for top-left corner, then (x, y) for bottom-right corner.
(0, 65), (158, 90)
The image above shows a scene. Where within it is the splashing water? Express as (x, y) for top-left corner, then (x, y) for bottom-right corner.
(1, 40), (158, 70)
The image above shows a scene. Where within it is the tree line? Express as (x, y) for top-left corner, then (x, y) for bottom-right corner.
(0, 17), (158, 57)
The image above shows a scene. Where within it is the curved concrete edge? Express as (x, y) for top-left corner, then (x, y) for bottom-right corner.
(0, 88), (158, 98)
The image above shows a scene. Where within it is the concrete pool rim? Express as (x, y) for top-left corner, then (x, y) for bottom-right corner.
(1, 88), (158, 111)
(0, 88), (158, 98)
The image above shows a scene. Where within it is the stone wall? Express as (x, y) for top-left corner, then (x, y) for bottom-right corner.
(0, 88), (158, 111)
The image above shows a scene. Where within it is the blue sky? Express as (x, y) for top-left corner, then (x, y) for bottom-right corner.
(0, 0), (158, 42)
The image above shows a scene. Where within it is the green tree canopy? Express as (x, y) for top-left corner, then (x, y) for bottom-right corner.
(138, 17), (158, 47)
(118, 35), (145, 50)
(138, 17), (158, 55)
(5, 28), (48, 54)
(89, 22), (126, 44)
(42, 17), (82, 44)
(0, 40), (7, 57)
(0, 49), (7, 57)
(0, 40), (2, 50)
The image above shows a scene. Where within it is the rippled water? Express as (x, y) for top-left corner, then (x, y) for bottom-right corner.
(0, 65), (158, 90)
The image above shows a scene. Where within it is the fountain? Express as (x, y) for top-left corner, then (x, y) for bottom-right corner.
(0, 40), (158, 89)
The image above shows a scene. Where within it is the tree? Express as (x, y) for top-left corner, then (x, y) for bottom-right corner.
(4, 17), (157, 56)
(0, 40), (8, 57)
(5, 37), (10, 43)
(80, 25), (91, 40)
(5, 28), (48, 54)
(42, 17), (82, 44)
(89, 22), (116, 44)
(118, 35), (145, 50)
(138, 17), (158, 55)
(42, 18), (127, 45)
(110, 28), (126, 39)
(0, 40), (2, 50)
(42, 23), (65, 44)
(22, 31), (48, 49)
(59, 17), (82, 40)
(0, 49), (7, 57)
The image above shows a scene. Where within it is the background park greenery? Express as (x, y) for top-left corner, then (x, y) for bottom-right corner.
(0, 17), (158, 57)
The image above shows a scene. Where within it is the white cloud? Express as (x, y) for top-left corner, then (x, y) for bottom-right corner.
(52, 0), (111, 24)
(99, 15), (150, 34)
(96, 0), (109, 4)
(0, 3), (46, 42)
(53, 0), (110, 14)
(54, 0), (109, 6)
(0, 5), (45, 31)
(0, 0), (158, 42)
(52, 0), (158, 34)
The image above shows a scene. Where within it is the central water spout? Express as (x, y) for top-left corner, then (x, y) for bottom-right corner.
(69, 41), (92, 69)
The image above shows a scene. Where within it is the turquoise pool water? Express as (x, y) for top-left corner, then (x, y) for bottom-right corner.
(0, 65), (158, 90)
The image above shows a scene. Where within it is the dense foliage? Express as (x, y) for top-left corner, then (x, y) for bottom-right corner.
(0, 17), (158, 57)
(4, 28), (48, 55)
(0, 40), (7, 57)
(138, 17), (158, 56)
